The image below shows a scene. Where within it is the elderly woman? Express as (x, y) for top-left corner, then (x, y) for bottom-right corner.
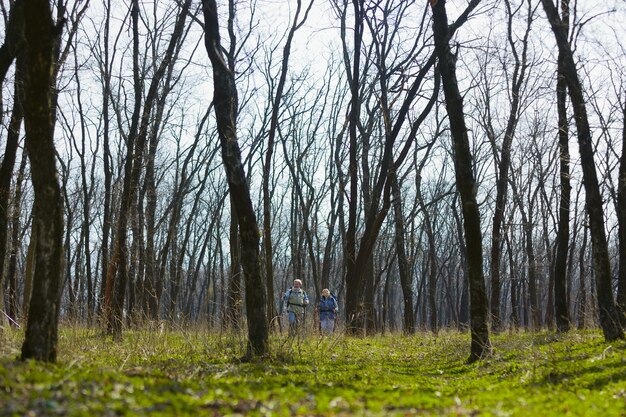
(317, 289), (338, 335)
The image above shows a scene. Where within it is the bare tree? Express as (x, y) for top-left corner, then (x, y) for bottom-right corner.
(619, 89), (626, 321)
(20, 0), (65, 362)
(261, 0), (314, 327)
(202, 0), (268, 357)
(0, 0), (24, 328)
(430, 0), (492, 362)
(540, 0), (624, 342)
(106, 0), (193, 338)
(488, 0), (536, 331)
(0, 62), (23, 326)
(553, 0), (571, 332)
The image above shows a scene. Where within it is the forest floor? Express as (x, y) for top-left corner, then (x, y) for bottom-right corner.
(0, 325), (625, 416)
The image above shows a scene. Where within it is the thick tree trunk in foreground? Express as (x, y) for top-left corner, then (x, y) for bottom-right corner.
(430, 0), (491, 363)
(203, 0), (268, 357)
(20, 0), (65, 362)
(541, 0), (624, 341)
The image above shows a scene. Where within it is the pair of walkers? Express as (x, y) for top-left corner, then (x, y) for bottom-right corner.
(282, 279), (338, 336)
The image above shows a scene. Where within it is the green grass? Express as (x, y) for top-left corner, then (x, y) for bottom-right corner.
(1, 326), (625, 416)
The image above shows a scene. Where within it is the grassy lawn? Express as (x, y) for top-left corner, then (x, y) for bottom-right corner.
(0, 326), (625, 416)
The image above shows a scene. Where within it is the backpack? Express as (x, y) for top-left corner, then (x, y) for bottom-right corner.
(285, 287), (308, 309)
(319, 292), (338, 313)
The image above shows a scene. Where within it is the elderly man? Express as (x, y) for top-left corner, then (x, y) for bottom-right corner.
(283, 279), (309, 336)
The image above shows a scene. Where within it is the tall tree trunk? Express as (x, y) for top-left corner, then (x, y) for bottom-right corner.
(391, 177), (415, 334)
(553, 0), (571, 333)
(70, 38), (95, 324)
(202, 0), (268, 357)
(20, 0), (64, 362)
(22, 220), (36, 323)
(0, 67), (23, 326)
(262, 0), (313, 328)
(6, 155), (27, 324)
(416, 175), (438, 334)
(617, 89), (626, 322)
(98, 0), (113, 318)
(489, 0), (533, 332)
(107, 0), (192, 338)
(344, 0), (364, 335)
(577, 222), (588, 329)
(513, 184), (540, 329)
(540, 0), (624, 341)
(430, 0), (491, 363)
(452, 196), (469, 327)
(104, 0), (142, 337)
(224, 196), (243, 329)
(506, 231), (520, 328)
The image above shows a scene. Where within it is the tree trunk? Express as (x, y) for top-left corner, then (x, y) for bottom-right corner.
(617, 88), (626, 322)
(489, 0), (533, 332)
(577, 222), (588, 329)
(6, 155), (27, 324)
(452, 197), (469, 327)
(107, 0), (192, 338)
(98, 0), (113, 318)
(0, 67), (24, 326)
(262, 0), (312, 328)
(202, 0), (268, 357)
(430, 0), (491, 363)
(20, 0), (64, 362)
(506, 231), (520, 328)
(391, 177), (415, 334)
(0, 0), (24, 89)
(104, 0), (142, 337)
(540, 0), (624, 341)
(344, 0), (364, 335)
(415, 172), (438, 334)
(224, 196), (243, 329)
(553, 0), (571, 333)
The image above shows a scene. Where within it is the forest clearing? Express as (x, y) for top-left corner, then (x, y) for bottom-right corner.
(3, 1), (626, 415)
(1, 327), (625, 416)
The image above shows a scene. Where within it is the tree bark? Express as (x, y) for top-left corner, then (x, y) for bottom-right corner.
(202, 0), (268, 357)
(20, 0), (65, 362)
(553, 0), (571, 333)
(430, 0), (491, 363)
(540, 0), (624, 341)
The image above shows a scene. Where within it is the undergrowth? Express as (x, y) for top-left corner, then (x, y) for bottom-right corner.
(0, 325), (625, 416)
